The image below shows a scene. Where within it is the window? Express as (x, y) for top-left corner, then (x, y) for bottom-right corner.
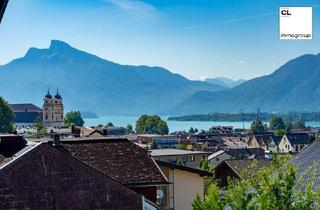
(190, 155), (195, 162)
(45, 115), (48, 120)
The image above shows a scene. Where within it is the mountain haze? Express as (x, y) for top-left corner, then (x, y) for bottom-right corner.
(205, 77), (245, 88)
(0, 40), (226, 115)
(173, 54), (320, 114)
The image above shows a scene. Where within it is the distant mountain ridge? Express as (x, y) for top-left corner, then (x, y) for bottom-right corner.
(173, 53), (320, 114)
(205, 77), (246, 88)
(0, 40), (226, 115)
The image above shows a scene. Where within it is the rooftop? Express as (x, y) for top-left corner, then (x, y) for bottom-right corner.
(137, 134), (177, 138)
(150, 149), (208, 157)
(285, 133), (310, 145)
(0, 142), (143, 209)
(156, 160), (212, 177)
(221, 159), (271, 178)
(58, 137), (167, 186)
(291, 139), (320, 189)
(0, 135), (35, 167)
(208, 150), (226, 160)
(10, 103), (43, 112)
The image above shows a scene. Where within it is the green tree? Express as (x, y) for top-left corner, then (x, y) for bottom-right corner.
(176, 159), (186, 166)
(177, 144), (187, 150)
(106, 122), (114, 127)
(31, 117), (47, 138)
(189, 127), (195, 134)
(135, 115), (169, 135)
(199, 158), (215, 194)
(0, 97), (14, 133)
(250, 117), (265, 134)
(157, 120), (169, 135)
(293, 119), (306, 129)
(192, 155), (320, 210)
(269, 116), (285, 130)
(126, 124), (134, 134)
(276, 129), (286, 136)
(64, 111), (84, 127)
(284, 120), (293, 130)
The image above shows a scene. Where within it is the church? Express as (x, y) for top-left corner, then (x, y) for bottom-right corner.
(11, 89), (64, 128)
(42, 89), (64, 128)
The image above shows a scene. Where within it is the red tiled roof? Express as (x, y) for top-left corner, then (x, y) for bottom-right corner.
(61, 138), (167, 186)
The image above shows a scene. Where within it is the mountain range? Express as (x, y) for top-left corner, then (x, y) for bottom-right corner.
(1, 40), (319, 116)
(0, 40), (226, 115)
(205, 77), (245, 88)
(174, 53), (320, 114)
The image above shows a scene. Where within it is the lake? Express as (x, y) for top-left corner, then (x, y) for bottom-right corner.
(84, 116), (320, 132)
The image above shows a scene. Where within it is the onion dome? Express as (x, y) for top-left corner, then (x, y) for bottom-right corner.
(54, 89), (62, 99)
(45, 89), (52, 98)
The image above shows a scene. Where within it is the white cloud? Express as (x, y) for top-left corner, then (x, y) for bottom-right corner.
(236, 60), (246, 64)
(108, 0), (157, 16)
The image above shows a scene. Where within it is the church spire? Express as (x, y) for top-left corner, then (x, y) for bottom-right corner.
(54, 88), (62, 99)
(45, 88), (52, 98)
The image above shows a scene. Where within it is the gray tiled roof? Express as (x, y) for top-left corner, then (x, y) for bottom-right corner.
(291, 139), (320, 188)
(286, 133), (310, 145)
(10, 103), (43, 112)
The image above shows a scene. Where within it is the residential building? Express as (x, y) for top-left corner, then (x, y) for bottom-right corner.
(222, 136), (249, 149)
(224, 148), (266, 159)
(254, 134), (274, 150)
(43, 89), (64, 128)
(267, 136), (282, 153)
(10, 103), (43, 128)
(137, 134), (179, 149)
(208, 150), (233, 168)
(0, 135), (154, 210)
(278, 133), (310, 153)
(247, 136), (260, 148)
(156, 160), (212, 210)
(151, 149), (209, 169)
(59, 137), (168, 203)
(71, 126), (104, 137)
(209, 126), (234, 135)
(96, 126), (126, 136)
(214, 159), (270, 188)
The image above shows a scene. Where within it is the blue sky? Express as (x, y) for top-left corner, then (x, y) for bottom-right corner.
(1, 0), (320, 80)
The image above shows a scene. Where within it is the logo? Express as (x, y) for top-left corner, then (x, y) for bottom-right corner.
(279, 7), (312, 40)
(280, 9), (291, 16)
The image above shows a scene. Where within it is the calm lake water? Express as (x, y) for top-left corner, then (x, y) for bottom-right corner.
(84, 116), (320, 132)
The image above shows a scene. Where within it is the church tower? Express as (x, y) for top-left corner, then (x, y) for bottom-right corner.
(43, 89), (64, 128)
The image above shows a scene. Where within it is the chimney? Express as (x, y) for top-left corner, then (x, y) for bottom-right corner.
(53, 133), (61, 147)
